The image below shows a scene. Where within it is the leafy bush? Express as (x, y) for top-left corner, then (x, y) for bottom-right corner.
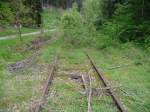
(42, 8), (61, 29)
(0, 2), (14, 25)
(61, 4), (96, 47)
(101, 2), (150, 47)
(60, 0), (150, 48)
(83, 0), (104, 26)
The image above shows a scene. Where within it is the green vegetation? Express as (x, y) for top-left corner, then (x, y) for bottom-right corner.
(0, 32), (150, 111)
(42, 8), (62, 29)
(87, 44), (150, 112)
(0, 0), (150, 112)
(0, 0), (42, 26)
(1, 37), (150, 111)
(0, 8), (60, 111)
(60, 0), (150, 48)
(0, 35), (36, 109)
(102, 0), (150, 46)
(0, 32), (53, 111)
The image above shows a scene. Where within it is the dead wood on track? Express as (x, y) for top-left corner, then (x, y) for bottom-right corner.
(87, 69), (93, 112)
(8, 52), (39, 71)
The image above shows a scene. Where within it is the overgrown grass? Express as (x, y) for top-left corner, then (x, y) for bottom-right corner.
(43, 77), (87, 112)
(0, 33), (52, 111)
(86, 44), (150, 112)
(0, 7), (150, 112)
(0, 34), (150, 111)
(41, 40), (150, 112)
(0, 8), (62, 111)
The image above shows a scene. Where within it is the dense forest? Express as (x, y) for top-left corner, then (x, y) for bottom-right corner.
(60, 0), (150, 47)
(0, 0), (82, 26)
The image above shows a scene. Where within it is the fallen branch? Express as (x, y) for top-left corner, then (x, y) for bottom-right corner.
(107, 63), (132, 70)
(81, 74), (88, 92)
(97, 86), (121, 90)
(81, 69), (93, 112)
(87, 69), (93, 112)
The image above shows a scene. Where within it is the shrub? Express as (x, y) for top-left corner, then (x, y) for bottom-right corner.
(0, 3), (14, 25)
(61, 4), (96, 47)
(82, 0), (105, 30)
(101, 2), (150, 47)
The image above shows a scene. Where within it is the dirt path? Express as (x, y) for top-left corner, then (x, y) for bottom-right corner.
(0, 29), (56, 40)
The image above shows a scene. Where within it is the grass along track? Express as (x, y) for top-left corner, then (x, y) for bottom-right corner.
(29, 50), (128, 112)
(0, 37), (149, 111)
(85, 52), (127, 112)
(38, 45), (150, 112)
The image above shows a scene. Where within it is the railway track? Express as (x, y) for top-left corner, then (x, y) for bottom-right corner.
(85, 52), (128, 112)
(29, 52), (127, 112)
(29, 55), (59, 112)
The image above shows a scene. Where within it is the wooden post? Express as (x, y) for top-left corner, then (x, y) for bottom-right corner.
(18, 25), (22, 42)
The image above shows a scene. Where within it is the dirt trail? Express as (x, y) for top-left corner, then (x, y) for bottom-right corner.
(0, 29), (56, 40)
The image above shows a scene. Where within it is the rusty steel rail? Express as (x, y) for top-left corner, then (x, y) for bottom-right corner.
(31, 55), (59, 112)
(85, 52), (128, 112)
